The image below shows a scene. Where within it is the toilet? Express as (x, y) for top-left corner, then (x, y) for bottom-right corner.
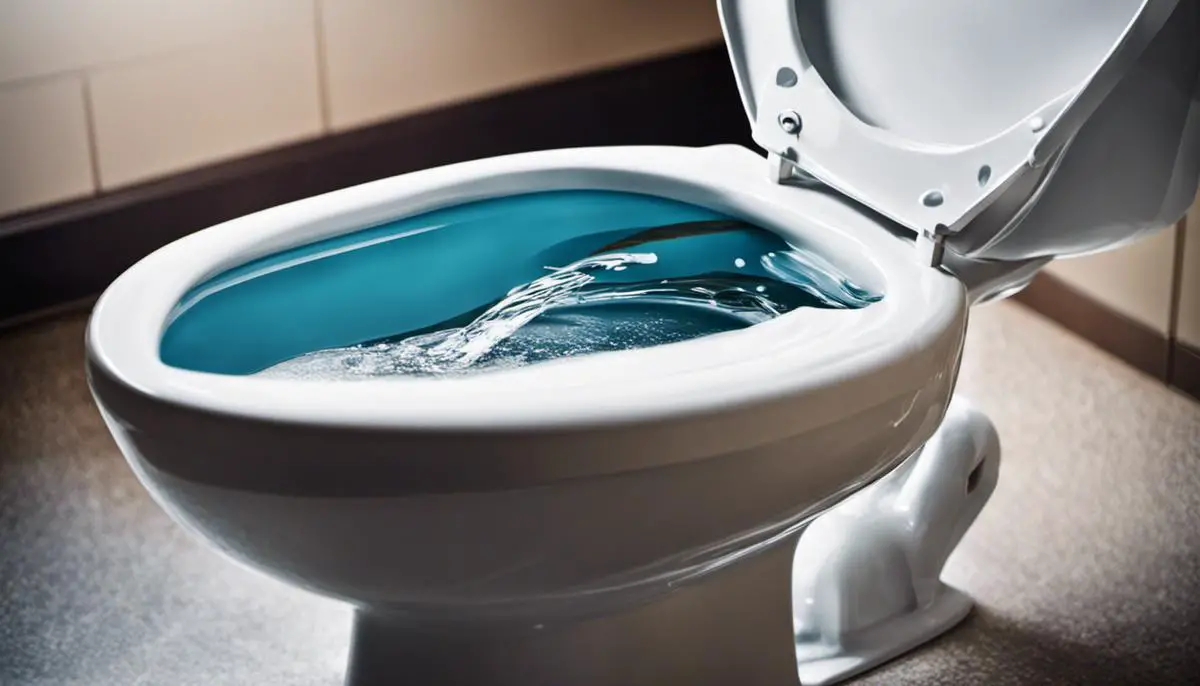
(86, 1), (1199, 685)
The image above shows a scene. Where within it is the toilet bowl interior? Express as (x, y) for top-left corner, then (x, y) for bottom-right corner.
(160, 190), (882, 377)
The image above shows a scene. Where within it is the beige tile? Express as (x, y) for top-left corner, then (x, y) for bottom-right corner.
(0, 76), (95, 216)
(89, 25), (323, 189)
(1046, 228), (1178, 334)
(1177, 194), (1200, 348)
(321, 0), (722, 131)
(0, 0), (312, 84)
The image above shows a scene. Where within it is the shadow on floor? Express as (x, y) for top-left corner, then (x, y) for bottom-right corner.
(862, 604), (1197, 685)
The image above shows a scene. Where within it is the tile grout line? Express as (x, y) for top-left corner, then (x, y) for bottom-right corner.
(313, 0), (334, 133)
(1166, 215), (1187, 382)
(78, 73), (105, 195)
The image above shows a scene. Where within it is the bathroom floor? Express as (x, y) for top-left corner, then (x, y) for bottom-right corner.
(1, 302), (1198, 685)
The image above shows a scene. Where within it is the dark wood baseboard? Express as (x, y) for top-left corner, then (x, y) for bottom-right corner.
(0, 43), (751, 327)
(1013, 272), (1172, 381)
(1172, 343), (1200, 402)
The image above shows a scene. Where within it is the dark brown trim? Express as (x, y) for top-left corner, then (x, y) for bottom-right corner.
(1013, 272), (1171, 380)
(0, 44), (751, 328)
(1171, 342), (1200, 402)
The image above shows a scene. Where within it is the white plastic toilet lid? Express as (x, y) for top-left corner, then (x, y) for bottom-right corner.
(718, 0), (1181, 254)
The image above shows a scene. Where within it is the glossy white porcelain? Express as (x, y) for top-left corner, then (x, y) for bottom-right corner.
(89, 145), (964, 434)
(88, 144), (968, 685)
(721, 0), (1199, 257)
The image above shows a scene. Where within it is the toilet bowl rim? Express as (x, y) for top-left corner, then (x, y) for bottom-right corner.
(86, 144), (964, 432)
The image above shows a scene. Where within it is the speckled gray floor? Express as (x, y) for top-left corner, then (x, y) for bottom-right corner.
(1, 302), (1198, 686)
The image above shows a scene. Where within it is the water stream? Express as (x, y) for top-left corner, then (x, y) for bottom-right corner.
(258, 228), (879, 379)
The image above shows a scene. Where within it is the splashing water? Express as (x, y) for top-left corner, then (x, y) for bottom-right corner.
(409, 252), (660, 369)
(258, 228), (879, 380)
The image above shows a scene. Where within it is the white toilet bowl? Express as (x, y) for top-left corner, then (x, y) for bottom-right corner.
(86, 1), (1198, 684)
(87, 144), (975, 685)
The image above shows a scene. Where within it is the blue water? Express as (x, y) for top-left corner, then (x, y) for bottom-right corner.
(160, 191), (880, 377)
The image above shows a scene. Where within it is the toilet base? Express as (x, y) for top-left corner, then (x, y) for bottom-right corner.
(344, 533), (802, 686)
(341, 397), (998, 686)
(791, 395), (999, 685)
(793, 585), (973, 685)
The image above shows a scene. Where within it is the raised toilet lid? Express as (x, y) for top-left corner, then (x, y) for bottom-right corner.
(719, 0), (1197, 264)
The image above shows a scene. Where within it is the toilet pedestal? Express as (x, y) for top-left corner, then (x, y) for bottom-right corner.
(342, 398), (1000, 686)
(791, 396), (1000, 685)
(345, 535), (800, 686)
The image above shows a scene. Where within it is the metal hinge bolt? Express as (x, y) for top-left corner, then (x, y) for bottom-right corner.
(777, 111), (802, 135)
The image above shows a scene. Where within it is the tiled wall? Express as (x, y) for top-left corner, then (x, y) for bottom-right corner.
(1177, 195), (1200, 350)
(0, 0), (722, 215)
(0, 75), (94, 215)
(1045, 228), (1180, 337)
(1043, 189), (1197, 349)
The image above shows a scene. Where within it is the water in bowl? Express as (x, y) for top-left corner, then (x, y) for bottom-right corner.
(258, 221), (879, 379)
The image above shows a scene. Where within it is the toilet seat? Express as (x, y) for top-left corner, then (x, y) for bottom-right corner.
(719, 0), (1193, 265)
(89, 145), (965, 488)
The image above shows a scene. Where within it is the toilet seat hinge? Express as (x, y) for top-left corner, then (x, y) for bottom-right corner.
(767, 151), (820, 188)
(916, 226), (949, 268)
(767, 150), (798, 184)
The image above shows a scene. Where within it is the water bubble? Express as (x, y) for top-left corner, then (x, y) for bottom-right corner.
(734, 258), (746, 268)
